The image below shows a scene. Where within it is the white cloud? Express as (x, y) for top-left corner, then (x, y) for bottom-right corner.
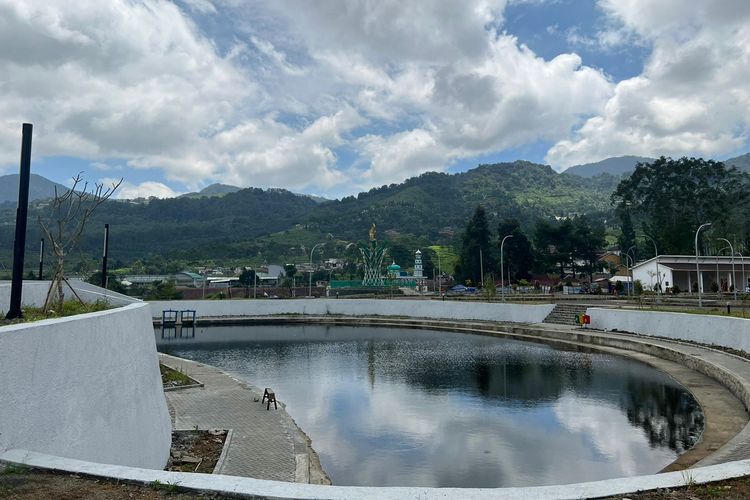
(546, 0), (750, 168)
(107, 179), (181, 200)
(2, 0), (746, 195)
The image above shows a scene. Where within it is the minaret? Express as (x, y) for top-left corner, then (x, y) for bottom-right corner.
(414, 249), (423, 278)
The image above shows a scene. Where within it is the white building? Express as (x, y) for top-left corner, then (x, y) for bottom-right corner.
(631, 255), (750, 293)
(414, 250), (423, 279)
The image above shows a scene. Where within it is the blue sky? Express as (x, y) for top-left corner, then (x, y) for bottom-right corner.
(1, 1), (749, 199)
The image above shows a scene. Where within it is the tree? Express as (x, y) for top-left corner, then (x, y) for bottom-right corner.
(534, 218), (574, 278)
(238, 268), (257, 287)
(570, 216), (606, 282)
(497, 219), (534, 282)
(282, 264), (298, 295)
(456, 206), (493, 286)
(617, 210), (636, 256)
(38, 175), (122, 310)
(613, 157), (749, 254)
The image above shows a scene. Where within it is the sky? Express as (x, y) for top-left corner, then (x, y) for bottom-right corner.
(1, 0), (749, 199)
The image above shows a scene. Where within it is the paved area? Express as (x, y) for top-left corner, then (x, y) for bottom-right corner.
(159, 353), (319, 482)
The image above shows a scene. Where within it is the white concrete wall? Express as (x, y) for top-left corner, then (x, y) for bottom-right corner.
(586, 307), (750, 353)
(149, 299), (555, 324)
(0, 302), (171, 469)
(0, 280), (140, 313)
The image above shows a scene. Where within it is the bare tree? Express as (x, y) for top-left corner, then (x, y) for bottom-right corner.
(39, 174), (122, 310)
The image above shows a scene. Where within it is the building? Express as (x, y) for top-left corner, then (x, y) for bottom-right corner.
(631, 255), (750, 293)
(414, 250), (423, 278)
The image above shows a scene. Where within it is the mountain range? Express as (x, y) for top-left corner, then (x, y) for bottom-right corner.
(0, 153), (748, 267)
(2, 153), (749, 204)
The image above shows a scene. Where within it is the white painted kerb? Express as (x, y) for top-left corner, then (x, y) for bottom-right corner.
(149, 298), (555, 324)
(3, 449), (750, 500)
(0, 303), (171, 469)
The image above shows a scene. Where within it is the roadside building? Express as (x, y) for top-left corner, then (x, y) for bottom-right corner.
(631, 255), (750, 293)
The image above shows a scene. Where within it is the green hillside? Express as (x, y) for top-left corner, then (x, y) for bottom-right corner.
(0, 161), (619, 269)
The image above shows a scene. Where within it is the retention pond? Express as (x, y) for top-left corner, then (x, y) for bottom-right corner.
(156, 324), (704, 488)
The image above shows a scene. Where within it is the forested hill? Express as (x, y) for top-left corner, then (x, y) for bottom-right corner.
(0, 161), (620, 265)
(307, 161), (619, 242)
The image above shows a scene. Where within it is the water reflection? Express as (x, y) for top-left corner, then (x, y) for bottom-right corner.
(156, 325), (703, 487)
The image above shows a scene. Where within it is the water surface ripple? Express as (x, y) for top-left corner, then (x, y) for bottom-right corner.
(157, 324), (703, 487)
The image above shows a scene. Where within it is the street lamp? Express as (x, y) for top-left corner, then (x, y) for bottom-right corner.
(627, 245), (637, 297)
(624, 253), (634, 297)
(717, 238), (736, 301)
(695, 223), (712, 307)
(643, 234), (660, 297)
(500, 234), (514, 302)
(308, 243), (323, 297)
(436, 251), (442, 297)
(717, 246), (729, 294)
(737, 251), (747, 295)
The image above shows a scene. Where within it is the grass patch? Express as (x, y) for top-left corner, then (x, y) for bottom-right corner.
(1, 465), (30, 475)
(0, 299), (111, 326)
(160, 363), (195, 387)
(149, 479), (181, 493)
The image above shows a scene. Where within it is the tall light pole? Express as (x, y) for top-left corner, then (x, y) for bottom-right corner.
(308, 243), (323, 297)
(717, 238), (736, 301)
(717, 246), (729, 293)
(479, 248), (484, 288)
(500, 235), (514, 302)
(695, 222), (712, 307)
(643, 234), (660, 296)
(436, 251), (442, 297)
(627, 245), (637, 297)
(737, 251), (747, 295)
(624, 253), (634, 297)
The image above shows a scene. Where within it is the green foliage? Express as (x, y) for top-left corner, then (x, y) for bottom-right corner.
(634, 280), (644, 296)
(456, 206), (494, 285)
(0, 161), (619, 270)
(497, 218), (534, 282)
(149, 479), (181, 492)
(238, 268), (257, 286)
(613, 156), (750, 254)
(142, 280), (182, 300)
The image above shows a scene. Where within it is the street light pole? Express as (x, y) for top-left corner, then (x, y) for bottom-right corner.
(309, 243), (323, 297)
(695, 222), (712, 307)
(627, 245), (637, 297)
(500, 235), (514, 302)
(643, 234), (660, 297)
(738, 251), (746, 295)
(717, 246), (729, 293)
(718, 238), (736, 301)
(438, 252), (442, 298)
(479, 248), (484, 288)
(624, 253), (634, 298)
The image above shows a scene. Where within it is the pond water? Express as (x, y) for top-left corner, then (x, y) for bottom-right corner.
(156, 324), (704, 488)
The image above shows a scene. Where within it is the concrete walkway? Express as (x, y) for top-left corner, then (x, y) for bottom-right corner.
(159, 353), (326, 483)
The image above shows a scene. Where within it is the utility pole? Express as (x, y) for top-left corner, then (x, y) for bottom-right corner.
(6, 123), (33, 320)
(38, 238), (44, 280)
(695, 222), (712, 308)
(101, 224), (110, 288)
(500, 234), (514, 302)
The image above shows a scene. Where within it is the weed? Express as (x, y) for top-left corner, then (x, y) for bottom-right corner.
(1, 464), (29, 475)
(149, 479), (181, 492)
(682, 470), (696, 488)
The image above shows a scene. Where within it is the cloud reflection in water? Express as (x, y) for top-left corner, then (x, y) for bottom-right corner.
(157, 325), (703, 487)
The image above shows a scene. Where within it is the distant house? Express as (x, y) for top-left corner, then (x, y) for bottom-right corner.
(174, 272), (204, 287)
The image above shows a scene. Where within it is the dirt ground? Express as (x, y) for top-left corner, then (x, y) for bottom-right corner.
(166, 430), (226, 474)
(602, 475), (750, 499)
(0, 430), (228, 499)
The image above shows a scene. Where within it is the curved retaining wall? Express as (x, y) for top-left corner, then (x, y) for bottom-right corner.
(148, 298), (555, 324)
(0, 280), (140, 311)
(0, 302), (171, 469)
(586, 307), (750, 353)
